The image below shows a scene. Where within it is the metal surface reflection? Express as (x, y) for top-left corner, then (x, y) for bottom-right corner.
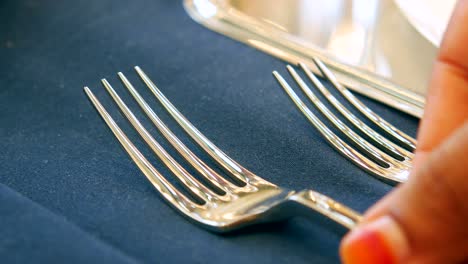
(184, 0), (444, 117)
(231, 0), (436, 95)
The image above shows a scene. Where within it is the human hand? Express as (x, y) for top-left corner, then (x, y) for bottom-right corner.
(340, 1), (468, 263)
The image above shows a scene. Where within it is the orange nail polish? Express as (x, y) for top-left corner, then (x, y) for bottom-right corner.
(341, 229), (396, 264)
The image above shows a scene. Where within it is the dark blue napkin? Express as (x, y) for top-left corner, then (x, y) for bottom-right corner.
(0, 0), (419, 263)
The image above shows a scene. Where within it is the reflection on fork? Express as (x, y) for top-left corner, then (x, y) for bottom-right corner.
(273, 58), (417, 184)
(84, 66), (362, 233)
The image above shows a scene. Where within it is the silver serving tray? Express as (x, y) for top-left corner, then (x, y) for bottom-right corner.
(184, 0), (438, 118)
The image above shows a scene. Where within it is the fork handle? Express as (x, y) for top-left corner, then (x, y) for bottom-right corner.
(289, 190), (362, 230)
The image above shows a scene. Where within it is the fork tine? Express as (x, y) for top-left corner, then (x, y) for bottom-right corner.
(83, 87), (200, 212)
(134, 66), (266, 185)
(101, 78), (225, 203)
(298, 63), (413, 164)
(273, 72), (406, 183)
(117, 72), (239, 193)
(311, 59), (417, 150)
(286, 65), (410, 169)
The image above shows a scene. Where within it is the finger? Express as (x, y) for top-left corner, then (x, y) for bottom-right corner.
(415, 0), (468, 168)
(341, 122), (468, 264)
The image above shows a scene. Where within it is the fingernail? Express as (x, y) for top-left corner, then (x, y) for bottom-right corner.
(340, 216), (409, 264)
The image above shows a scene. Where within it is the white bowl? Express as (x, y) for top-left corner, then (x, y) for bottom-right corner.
(394, 0), (456, 46)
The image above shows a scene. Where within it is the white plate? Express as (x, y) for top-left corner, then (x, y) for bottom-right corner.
(394, 0), (456, 46)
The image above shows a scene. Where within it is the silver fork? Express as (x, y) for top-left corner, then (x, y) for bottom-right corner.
(84, 67), (363, 232)
(273, 58), (417, 184)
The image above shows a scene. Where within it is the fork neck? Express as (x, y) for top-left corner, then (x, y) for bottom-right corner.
(287, 190), (362, 232)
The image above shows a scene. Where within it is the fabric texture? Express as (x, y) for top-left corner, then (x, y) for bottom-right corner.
(0, 0), (419, 263)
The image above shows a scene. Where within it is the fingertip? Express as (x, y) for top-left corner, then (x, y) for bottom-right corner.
(340, 216), (409, 264)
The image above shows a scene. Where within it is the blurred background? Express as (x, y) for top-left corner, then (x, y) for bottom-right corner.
(230, 0), (455, 95)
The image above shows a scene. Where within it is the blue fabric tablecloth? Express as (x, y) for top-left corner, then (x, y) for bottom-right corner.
(0, 0), (419, 263)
